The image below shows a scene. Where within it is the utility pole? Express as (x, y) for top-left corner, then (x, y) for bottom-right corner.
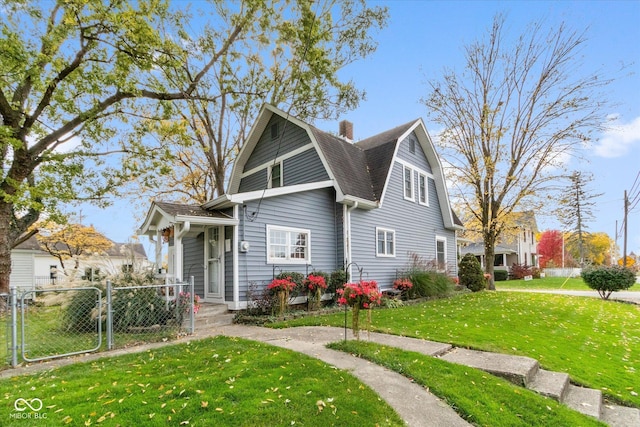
(623, 190), (629, 267)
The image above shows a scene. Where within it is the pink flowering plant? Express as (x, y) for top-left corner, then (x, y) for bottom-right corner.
(304, 274), (328, 311)
(337, 281), (382, 339)
(267, 277), (296, 317)
(178, 291), (201, 315)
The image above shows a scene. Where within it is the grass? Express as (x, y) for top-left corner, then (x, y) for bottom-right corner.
(0, 304), (186, 367)
(495, 276), (640, 291)
(274, 291), (640, 408)
(330, 340), (605, 426)
(0, 336), (403, 426)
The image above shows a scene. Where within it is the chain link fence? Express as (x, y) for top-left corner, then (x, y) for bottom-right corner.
(0, 278), (195, 369)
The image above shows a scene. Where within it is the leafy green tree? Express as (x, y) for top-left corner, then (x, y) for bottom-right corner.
(581, 266), (636, 299)
(422, 15), (613, 289)
(0, 0), (388, 292)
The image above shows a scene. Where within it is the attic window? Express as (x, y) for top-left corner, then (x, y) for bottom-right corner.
(269, 162), (282, 188)
(271, 123), (279, 140)
(409, 138), (416, 154)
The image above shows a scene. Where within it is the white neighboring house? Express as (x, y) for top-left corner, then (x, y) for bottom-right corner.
(10, 236), (150, 293)
(459, 211), (539, 271)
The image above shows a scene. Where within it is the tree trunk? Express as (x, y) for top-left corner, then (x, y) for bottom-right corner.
(484, 234), (496, 291)
(0, 202), (15, 293)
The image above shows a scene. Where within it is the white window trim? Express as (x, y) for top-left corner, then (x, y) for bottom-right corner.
(435, 236), (447, 271)
(266, 225), (311, 264)
(403, 165), (414, 201)
(376, 227), (396, 258)
(268, 161), (283, 189)
(418, 172), (429, 206)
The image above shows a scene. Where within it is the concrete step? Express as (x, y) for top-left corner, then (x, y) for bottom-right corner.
(563, 384), (602, 419)
(196, 303), (229, 316)
(196, 312), (235, 327)
(601, 404), (640, 427)
(439, 348), (539, 387)
(528, 369), (570, 401)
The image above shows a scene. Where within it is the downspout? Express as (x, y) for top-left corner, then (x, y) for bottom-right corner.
(345, 202), (358, 281)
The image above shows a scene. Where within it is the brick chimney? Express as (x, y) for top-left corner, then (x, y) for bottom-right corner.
(339, 120), (353, 141)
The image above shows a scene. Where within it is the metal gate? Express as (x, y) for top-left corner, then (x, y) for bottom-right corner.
(18, 287), (102, 363)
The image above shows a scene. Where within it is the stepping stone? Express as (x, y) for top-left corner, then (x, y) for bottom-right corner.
(564, 384), (602, 419)
(528, 369), (570, 401)
(601, 404), (640, 427)
(439, 348), (539, 387)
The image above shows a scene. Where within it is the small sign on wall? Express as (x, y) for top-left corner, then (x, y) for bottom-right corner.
(524, 275), (533, 281)
(225, 239), (231, 252)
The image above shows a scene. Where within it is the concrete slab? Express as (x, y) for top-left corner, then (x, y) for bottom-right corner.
(602, 404), (640, 427)
(528, 369), (570, 401)
(564, 384), (602, 419)
(439, 348), (539, 387)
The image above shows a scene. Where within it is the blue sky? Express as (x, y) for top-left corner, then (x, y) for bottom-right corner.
(79, 0), (640, 258)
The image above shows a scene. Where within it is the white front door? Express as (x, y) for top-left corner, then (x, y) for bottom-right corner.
(205, 227), (223, 300)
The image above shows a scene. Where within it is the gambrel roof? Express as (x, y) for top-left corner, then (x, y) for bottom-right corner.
(212, 104), (462, 229)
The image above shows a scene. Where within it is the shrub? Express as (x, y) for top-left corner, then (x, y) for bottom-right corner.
(581, 266), (636, 299)
(246, 282), (275, 315)
(328, 269), (348, 303)
(112, 287), (172, 332)
(510, 263), (534, 280)
(276, 271), (305, 296)
(63, 286), (105, 333)
(494, 270), (509, 281)
(458, 254), (485, 292)
(408, 270), (453, 298)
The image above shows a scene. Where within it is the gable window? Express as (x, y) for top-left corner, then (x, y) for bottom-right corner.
(418, 173), (428, 205)
(270, 122), (279, 140)
(267, 225), (310, 264)
(409, 138), (416, 154)
(376, 227), (395, 257)
(403, 166), (414, 201)
(269, 162), (282, 188)
(436, 237), (447, 271)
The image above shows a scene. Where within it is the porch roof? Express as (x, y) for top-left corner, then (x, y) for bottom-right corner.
(137, 201), (237, 236)
(459, 243), (517, 256)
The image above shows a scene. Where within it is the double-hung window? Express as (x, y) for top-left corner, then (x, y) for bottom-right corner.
(436, 236), (447, 271)
(418, 173), (428, 205)
(403, 166), (414, 201)
(376, 227), (395, 257)
(269, 162), (282, 188)
(267, 225), (310, 264)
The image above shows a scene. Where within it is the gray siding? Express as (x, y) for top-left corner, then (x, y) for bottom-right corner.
(183, 234), (205, 298)
(244, 115), (311, 171)
(237, 188), (341, 301)
(350, 161), (457, 288)
(224, 226), (234, 302)
(397, 132), (433, 174)
(284, 148), (330, 185)
(239, 169), (267, 193)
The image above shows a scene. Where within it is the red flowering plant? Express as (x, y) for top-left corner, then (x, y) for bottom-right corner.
(303, 274), (327, 311)
(337, 281), (382, 339)
(392, 278), (413, 296)
(267, 277), (296, 317)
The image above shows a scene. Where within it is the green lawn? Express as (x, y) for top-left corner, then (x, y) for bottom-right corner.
(330, 340), (604, 426)
(275, 291), (640, 408)
(0, 336), (403, 426)
(495, 276), (640, 291)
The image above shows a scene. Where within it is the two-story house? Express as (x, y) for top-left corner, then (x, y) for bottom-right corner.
(138, 104), (463, 309)
(460, 211), (539, 271)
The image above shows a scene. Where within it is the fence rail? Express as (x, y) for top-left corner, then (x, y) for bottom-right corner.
(1, 278), (195, 369)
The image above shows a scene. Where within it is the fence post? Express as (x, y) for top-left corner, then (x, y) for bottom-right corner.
(106, 280), (113, 350)
(9, 285), (18, 367)
(189, 276), (195, 334)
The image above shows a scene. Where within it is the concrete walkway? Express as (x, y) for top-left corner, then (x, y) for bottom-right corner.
(499, 288), (640, 304)
(2, 323), (639, 426)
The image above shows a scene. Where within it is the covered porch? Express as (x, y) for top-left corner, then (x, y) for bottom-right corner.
(138, 202), (241, 309)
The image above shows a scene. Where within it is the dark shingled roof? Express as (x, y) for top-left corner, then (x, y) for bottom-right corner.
(310, 120), (418, 203)
(155, 201), (232, 219)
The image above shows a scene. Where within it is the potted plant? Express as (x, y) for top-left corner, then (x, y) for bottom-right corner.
(337, 281), (382, 339)
(304, 274), (327, 311)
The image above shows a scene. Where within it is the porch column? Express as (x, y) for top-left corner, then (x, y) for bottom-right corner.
(155, 229), (162, 273)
